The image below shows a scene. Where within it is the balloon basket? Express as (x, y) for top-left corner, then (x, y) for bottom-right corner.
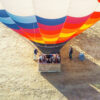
(38, 63), (61, 72)
(38, 54), (61, 72)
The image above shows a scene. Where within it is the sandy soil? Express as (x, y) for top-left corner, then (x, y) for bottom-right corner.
(0, 22), (100, 100)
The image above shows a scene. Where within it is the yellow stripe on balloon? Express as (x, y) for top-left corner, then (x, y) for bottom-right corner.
(31, 39), (45, 44)
(43, 37), (58, 42)
(80, 24), (92, 30)
(59, 31), (76, 38)
(34, 40), (45, 44)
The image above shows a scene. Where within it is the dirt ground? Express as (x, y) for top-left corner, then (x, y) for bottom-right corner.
(0, 22), (100, 100)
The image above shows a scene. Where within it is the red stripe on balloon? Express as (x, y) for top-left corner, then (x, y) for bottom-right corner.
(38, 23), (63, 31)
(66, 15), (90, 24)
(64, 22), (85, 29)
(13, 29), (30, 39)
(40, 28), (61, 35)
(98, 0), (100, 3)
(17, 27), (44, 42)
(21, 28), (40, 34)
(90, 12), (100, 19)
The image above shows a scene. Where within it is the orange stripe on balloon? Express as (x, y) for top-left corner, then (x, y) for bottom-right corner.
(41, 33), (59, 38)
(56, 37), (70, 44)
(57, 33), (75, 43)
(56, 30), (83, 44)
(85, 18), (100, 25)
(61, 28), (79, 33)
(45, 41), (58, 44)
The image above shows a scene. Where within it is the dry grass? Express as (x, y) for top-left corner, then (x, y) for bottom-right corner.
(0, 22), (100, 100)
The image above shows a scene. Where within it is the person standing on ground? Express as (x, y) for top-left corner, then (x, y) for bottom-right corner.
(69, 47), (73, 60)
(33, 49), (38, 60)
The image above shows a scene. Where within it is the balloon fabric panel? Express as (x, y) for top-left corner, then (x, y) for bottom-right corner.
(0, 0), (100, 54)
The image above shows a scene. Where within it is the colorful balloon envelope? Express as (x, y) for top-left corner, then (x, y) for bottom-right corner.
(0, 0), (100, 54)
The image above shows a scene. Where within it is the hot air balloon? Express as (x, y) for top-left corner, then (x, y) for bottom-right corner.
(0, 0), (100, 54)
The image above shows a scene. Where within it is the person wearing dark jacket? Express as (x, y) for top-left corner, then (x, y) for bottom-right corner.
(34, 49), (38, 55)
(33, 49), (38, 60)
(69, 47), (73, 60)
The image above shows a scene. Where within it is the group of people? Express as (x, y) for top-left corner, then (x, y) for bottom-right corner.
(33, 46), (84, 63)
(39, 54), (61, 64)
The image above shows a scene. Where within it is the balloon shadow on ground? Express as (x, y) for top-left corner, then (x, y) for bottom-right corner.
(41, 55), (100, 100)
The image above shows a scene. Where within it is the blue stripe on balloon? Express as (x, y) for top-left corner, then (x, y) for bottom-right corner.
(14, 21), (38, 29)
(7, 12), (37, 23)
(3, 23), (20, 29)
(0, 17), (15, 24)
(36, 16), (66, 26)
(0, 10), (9, 17)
